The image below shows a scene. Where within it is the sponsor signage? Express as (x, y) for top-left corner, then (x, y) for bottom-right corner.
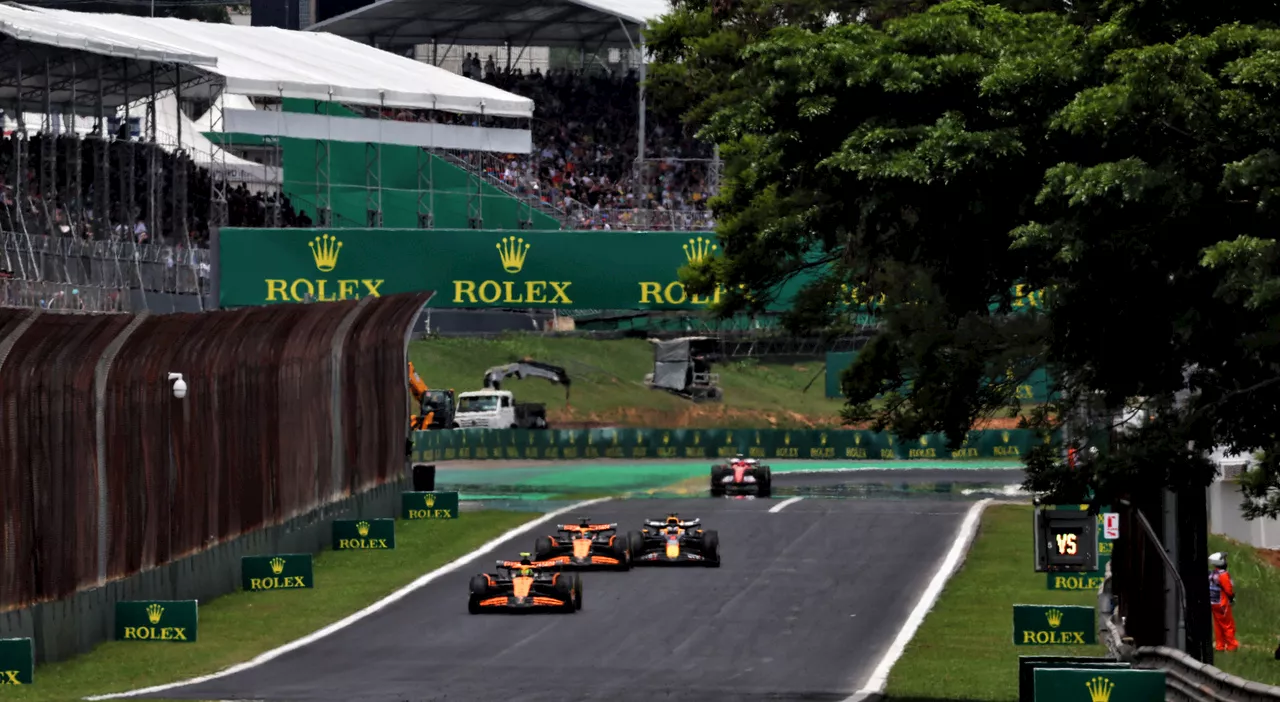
(401, 491), (459, 520)
(115, 600), (198, 643)
(0, 638), (34, 684)
(1033, 668), (1164, 702)
(1013, 604), (1097, 646)
(242, 554), (314, 591)
(333, 518), (396, 550)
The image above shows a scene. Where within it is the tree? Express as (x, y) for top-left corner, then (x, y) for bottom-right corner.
(648, 0), (1280, 516)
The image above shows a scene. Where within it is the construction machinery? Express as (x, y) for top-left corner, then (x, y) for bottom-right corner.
(643, 337), (724, 402)
(408, 361), (456, 431)
(453, 360), (571, 430)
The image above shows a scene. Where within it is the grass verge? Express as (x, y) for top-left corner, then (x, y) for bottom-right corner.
(884, 503), (1106, 702)
(9, 510), (538, 702)
(1204, 533), (1280, 685)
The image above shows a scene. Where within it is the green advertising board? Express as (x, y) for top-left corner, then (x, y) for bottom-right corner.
(1033, 668), (1164, 702)
(0, 638), (33, 685)
(114, 600), (199, 643)
(410, 428), (1054, 464)
(401, 491), (460, 520)
(1046, 506), (1117, 591)
(216, 228), (810, 310)
(333, 518), (396, 550)
(242, 554), (315, 591)
(1013, 604), (1096, 645)
(1018, 657), (1130, 702)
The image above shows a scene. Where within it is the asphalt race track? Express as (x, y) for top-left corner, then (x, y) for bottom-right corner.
(140, 484), (984, 702)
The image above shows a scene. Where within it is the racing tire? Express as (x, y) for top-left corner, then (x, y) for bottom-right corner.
(469, 574), (490, 597)
(553, 576), (577, 613)
(757, 466), (772, 498)
(627, 530), (645, 559)
(710, 465), (727, 496)
(569, 574), (583, 610)
(702, 530), (721, 567)
(534, 535), (555, 560)
(468, 595), (482, 614)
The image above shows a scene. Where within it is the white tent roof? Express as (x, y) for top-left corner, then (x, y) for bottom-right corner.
(142, 93), (281, 184)
(308, 0), (671, 50)
(0, 3), (216, 66)
(193, 93), (256, 133)
(14, 4), (534, 118)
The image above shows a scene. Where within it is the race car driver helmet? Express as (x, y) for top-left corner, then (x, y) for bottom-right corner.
(519, 567), (533, 576)
(519, 552), (533, 566)
(1209, 552), (1227, 569)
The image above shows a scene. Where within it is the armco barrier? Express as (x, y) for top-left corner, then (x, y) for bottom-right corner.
(411, 427), (1049, 463)
(0, 292), (430, 662)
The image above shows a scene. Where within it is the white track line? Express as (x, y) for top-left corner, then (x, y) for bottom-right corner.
(841, 497), (994, 702)
(768, 496), (804, 513)
(85, 496), (614, 701)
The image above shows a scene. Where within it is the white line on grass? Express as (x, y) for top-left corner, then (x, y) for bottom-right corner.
(840, 497), (994, 702)
(84, 496), (615, 701)
(768, 496), (804, 513)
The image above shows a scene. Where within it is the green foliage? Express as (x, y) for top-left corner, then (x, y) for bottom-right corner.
(650, 0), (1280, 516)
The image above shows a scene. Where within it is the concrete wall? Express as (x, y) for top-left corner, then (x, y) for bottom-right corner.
(0, 471), (410, 664)
(1207, 448), (1280, 550)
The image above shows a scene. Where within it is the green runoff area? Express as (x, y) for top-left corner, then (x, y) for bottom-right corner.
(1204, 533), (1280, 685)
(0, 511), (536, 701)
(884, 504), (1107, 702)
(409, 335), (851, 429)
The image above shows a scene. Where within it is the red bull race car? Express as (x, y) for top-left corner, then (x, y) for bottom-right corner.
(632, 514), (721, 567)
(468, 554), (582, 614)
(710, 455), (772, 497)
(532, 517), (643, 570)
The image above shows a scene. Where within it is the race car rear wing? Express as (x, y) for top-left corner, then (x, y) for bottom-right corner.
(645, 518), (701, 528)
(496, 559), (561, 570)
(556, 523), (617, 532)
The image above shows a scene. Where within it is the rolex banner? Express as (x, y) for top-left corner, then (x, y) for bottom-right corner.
(401, 491), (459, 520)
(1033, 668), (1164, 702)
(0, 638), (34, 684)
(115, 600), (199, 643)
(333, 518), (396, 550)
(216, 228), (808, 310)
(1012, 604), (1097, 646)
(242, 554), (315, 591)
(411, 428), (1053, 464)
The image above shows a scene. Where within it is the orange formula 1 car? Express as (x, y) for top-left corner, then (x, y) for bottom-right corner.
(533, 517), (644, 571)
(468, 553), (582, 614)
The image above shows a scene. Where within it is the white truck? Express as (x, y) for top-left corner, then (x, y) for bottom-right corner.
(452, 389), (549, 429)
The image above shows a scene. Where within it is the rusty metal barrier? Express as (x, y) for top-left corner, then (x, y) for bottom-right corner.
(0, 292), (430, 612)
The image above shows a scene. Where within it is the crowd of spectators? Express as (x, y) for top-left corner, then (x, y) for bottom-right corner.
(403, 59), (719, 231)
(0, 131), (305, 249)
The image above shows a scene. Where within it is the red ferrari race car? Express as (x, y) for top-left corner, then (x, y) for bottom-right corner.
(710, 455), (772, 497)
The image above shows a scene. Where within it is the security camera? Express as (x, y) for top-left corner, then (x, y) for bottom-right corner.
(168, 372), (187, 400)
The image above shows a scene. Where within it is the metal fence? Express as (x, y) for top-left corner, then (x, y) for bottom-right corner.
(0, 291), (429, 612)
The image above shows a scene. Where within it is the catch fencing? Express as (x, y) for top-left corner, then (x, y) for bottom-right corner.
(0, 291), (430, 613)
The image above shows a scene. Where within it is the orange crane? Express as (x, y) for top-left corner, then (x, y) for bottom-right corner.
(408, 361), (456, 430)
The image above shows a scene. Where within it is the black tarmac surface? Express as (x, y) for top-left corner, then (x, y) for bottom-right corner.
(143, 494), (980, 702)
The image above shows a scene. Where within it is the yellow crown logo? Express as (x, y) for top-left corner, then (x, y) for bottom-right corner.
(1086, 677), (1115, 702)
(270, 557), (286, 575)
(496, 236), (530, 273)
(663, 432), (670, 445)
(693, 432), (701, 445)
(425, 493), (437, 508)
(785, 433), (791, 445)
(1003, 431), (1011, 443)
(1046, 608), (1063, 628)
(726, 432), (733, 443)
(854, 433), (862, 445)
(146, 603), (164, 624)
(820, 433), (828, 446)
(683, 237), (718, 265)
(920, 435), (929, 446)
(309, 234), (342, 272)
(356, 521), (370, 537)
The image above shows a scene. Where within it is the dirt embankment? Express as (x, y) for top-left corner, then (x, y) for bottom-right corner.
(549, 405), (1028, 431)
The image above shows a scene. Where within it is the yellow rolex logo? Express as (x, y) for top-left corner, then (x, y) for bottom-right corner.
(854, 433), (862, 445)
(683, 237), (717, 265)
(356, 521), (370, 537)
(693, 432), (701, 445)
(1086, 677), (1114, 702)
(146, 603), (164, 624)
(308, 233), (342, 272)
(1046, 608), (1063, 628)
(920, 435), (928, 446)
(820, 433), (828, 445)
(726, 432), (733, 443)
(425, 493), (437, 508)
(496, 236), (530, 274)
(784, 433), (791, 445)
(270, 557), (286, 575)
(1002, 431), (1011, 443)
(663, 432), (670, 444)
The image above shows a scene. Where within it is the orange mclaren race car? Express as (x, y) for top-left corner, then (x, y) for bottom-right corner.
(468, 553), (582, 614)
(533, 516), (643, 570)
(632, 513), (721, 567)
